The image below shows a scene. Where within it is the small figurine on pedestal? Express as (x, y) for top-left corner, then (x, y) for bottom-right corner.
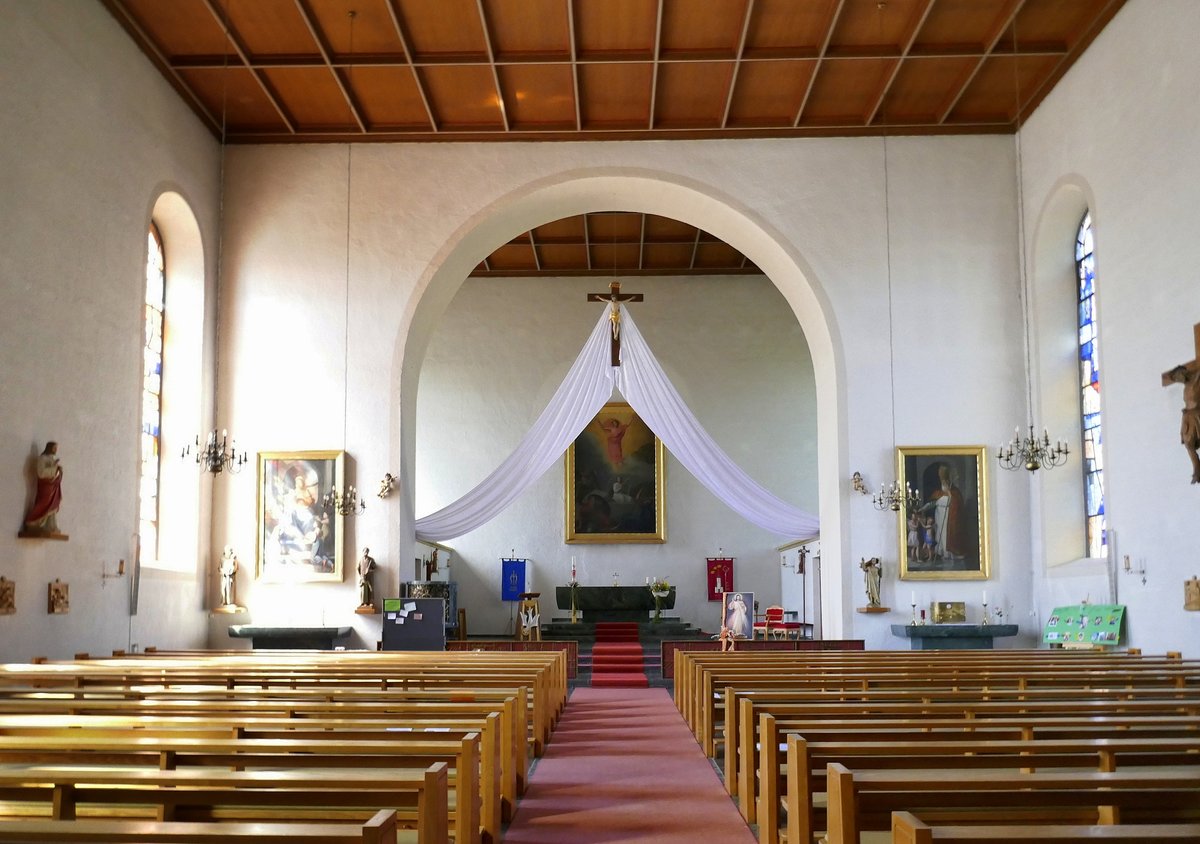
(214, 546), (245, 613)
(19, 442), (67, 540)
(860, 557), (882, 608)
(356, 547), (378, 614)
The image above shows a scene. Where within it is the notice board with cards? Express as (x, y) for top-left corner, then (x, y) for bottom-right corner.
(1043, 604), (1125, 647)
(381, 597), (446, 651)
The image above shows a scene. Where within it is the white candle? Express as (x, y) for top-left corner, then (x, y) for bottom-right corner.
(646, 576), (651, 585)
(911, 590), (916, 605)
(982, 590), (987, 604)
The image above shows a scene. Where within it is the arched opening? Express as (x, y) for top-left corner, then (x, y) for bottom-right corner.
(391, 169), (848, 636)
(1028, 175), (1100, 567)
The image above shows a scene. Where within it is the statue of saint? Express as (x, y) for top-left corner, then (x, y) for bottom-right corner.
(860, 557), (882, 608)
(219, 546), (238, 608)
(1186, 577), (1200, 612)
(357, 547), (377, 608)
(23, 442), (63, 535)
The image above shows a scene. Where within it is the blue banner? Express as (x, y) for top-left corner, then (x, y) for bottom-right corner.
(501, 558), (526, 601)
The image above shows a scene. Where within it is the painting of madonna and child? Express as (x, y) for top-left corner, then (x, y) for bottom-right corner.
(896, 446), (991, 581)
(566, 402), (665, 543)
(257, 450), (345, 582)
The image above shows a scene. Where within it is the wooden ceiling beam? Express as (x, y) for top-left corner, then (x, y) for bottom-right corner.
(794, 0), (847, 127)
(475, 0), (510, 132)
(294, 0), (366, 132)
(720, 0), (756, 130)
(101, 0), (221, 135)
(382, 0), (439, 132)
(200, 0), (296, 134)
(864, 0), (936, 127)
(567, 0), (582, 131)
(937, 0), (1027, 126)
(647, 0), (664, 130)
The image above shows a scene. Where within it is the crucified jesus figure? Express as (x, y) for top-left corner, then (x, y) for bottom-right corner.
(1163, 323), (1200, 484)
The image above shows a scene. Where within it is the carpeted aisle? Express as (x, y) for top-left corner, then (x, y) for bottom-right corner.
(503, 687), (757, 843)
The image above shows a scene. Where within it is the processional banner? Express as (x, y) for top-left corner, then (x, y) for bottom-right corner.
(707, 557), (734, 601)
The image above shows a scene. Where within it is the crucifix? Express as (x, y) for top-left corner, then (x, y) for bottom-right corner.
(587, 280), (643, 366)
(1162, 321), (1200, 484)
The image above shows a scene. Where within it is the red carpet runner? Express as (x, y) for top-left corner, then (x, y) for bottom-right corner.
(503, 687), (757, 843)
(590, 622), (647, 688)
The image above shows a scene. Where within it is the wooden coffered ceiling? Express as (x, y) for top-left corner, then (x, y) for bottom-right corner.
(104, 0), (1125, 144)
(102, 0), (1123, 278)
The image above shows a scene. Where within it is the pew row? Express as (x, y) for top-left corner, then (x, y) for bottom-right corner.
(890, 811), (1200, 843)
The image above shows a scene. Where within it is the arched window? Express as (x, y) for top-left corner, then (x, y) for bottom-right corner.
(139, 224), (165, 559)
(1075, 212), (1105, 558)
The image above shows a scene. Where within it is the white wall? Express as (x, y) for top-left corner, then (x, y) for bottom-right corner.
(1019, 0), (1200, 656)
(416, 275), (816, 634)
(211, 134), (1034, 650)
(0, 2), (220, 660)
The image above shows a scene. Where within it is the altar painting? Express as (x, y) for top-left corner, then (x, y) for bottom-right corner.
(565, 402), (665, 543)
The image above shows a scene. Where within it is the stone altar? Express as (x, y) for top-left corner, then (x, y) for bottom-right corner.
(555, 585), (675, 622)
(228, 625), (352, 650)
(890, 623), (1018, 650)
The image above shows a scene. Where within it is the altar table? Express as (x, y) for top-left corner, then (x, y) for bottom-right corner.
(890, 623), (1019, 650)
(228, 625), (352, 650)
(555, 585), (675, 622)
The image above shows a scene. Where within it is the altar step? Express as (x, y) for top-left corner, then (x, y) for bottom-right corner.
(540, 617), (708, 642)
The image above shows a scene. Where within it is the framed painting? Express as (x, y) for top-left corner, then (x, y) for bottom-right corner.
(256, 450), (344, 582)
(565, 402), (665, 543)
(896, 445), (991, 581)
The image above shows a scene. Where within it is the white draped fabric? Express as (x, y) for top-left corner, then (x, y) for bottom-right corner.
(414, 305), (820, 542)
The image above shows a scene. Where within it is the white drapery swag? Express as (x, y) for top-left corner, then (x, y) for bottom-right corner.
(414, 305), (820, 542)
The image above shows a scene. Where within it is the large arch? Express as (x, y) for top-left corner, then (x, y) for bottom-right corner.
(389, 168), (851, 636)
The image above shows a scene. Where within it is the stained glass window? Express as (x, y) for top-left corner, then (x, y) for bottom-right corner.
(1075, 212), (1105, 558)
(139, 225), (164, 559)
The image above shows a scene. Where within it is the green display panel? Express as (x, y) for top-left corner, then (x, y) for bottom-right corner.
(1043, 604), (1124, 646)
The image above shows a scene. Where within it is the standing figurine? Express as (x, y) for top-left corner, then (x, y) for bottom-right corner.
(22, 442), (64, 536)
(357, 547), (377, 608)
(860, 557), (882, 608)
(219, 546), (238, 608)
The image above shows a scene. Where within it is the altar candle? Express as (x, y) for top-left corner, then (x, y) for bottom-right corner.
(911, 590), (916, 605)
(982, 590), (987, 604)
(646, 576), (651, 585)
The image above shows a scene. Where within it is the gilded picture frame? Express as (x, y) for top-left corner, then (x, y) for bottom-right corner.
(896, 445), (990, 580)
(565, 402), (665, 543)
(256, 450), (344, 582)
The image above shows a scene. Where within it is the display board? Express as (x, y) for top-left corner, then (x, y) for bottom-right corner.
(1043, 603), (1125, 647)
(381, 597), (446, 651)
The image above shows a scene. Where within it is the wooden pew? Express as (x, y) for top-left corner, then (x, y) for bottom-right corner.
(0, 767), (445, 842)
(0, 712), (504, 842)
(0, 735), (472, 844)
(891, 811), (1200, 843)
(825, 764), (1200, 843)
(0, 809), (400, 843)
(767, 729), (1200, 844)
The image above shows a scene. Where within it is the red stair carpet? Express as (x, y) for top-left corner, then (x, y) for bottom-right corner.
(503, 687), (757, 843)
(591, 622), (647, 688)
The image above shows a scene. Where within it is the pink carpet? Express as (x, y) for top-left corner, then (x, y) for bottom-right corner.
(591, 623), (649, 687)
(503, 687), (757, 843)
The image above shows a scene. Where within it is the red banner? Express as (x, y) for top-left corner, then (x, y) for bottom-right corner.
(706, 557), (734, 601)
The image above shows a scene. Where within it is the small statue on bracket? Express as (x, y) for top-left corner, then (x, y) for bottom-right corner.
(860, 557), (882, 608)
(19, 442), (67, 540)
(356, 547), (378, 613)
(214, 546), (245, 613)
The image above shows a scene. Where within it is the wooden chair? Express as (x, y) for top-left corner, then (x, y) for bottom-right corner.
(754, 606), (785, 640)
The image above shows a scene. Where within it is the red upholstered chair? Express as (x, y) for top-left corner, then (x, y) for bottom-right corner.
(754, 605), (785, 639)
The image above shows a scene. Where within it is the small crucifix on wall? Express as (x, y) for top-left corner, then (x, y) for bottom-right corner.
(1162, 322), (1200, 484)
(587, 280), (643, 366)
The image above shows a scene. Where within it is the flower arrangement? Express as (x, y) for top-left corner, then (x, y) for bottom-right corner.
(648, 577), (670, 622)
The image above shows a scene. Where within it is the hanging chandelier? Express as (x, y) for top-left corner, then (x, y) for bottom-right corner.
(872, 479), (920, 513)
(321, 9), (364, 519)
(324, 485), (365, 516)
(998, 425), (1069, 472)
(998, 21), (1070, 475)
(184, 430), (246, 475)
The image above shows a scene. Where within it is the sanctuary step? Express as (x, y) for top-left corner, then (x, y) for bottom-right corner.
(590, 623), (648, 688)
